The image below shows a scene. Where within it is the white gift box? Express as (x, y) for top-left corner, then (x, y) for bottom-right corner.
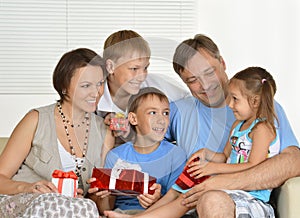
(52, 177), (78, 197)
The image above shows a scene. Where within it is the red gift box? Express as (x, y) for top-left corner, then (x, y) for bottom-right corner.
(175, 158), (210, 190)
(110, 117), (129, 131)
(90, 168), (156, 196)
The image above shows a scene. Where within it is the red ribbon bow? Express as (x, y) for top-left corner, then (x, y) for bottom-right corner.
(52, 170), (78, 180)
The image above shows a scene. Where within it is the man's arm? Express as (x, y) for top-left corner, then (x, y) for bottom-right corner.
(181, 146), (300, 207)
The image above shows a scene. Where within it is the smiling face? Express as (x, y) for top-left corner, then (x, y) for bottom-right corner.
(128, 94), (170, 147)
(227, 80), (257, 122)
(68, 65), (105, 114)
(180, 49), (228, 108)
(107, 51), (150, 96)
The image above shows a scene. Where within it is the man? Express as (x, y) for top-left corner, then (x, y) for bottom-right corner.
(165, 34), (300, 217)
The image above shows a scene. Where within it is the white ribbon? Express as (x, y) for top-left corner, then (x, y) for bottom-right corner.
(143, 172), (149, 194)
(109, 159), (142, 190)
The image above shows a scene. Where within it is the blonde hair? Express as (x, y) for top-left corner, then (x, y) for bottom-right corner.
(103, 30), (151, 62)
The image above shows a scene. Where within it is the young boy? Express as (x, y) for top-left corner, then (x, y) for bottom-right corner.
(96, 30), (190, 148)
(99, 87), (186, 215)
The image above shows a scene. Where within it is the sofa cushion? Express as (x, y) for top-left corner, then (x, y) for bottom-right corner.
(271, 176), (300, 218)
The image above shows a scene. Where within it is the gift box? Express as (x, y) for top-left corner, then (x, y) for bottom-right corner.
(90, 168), (156, 196)
(109, 113), (129, 131)
(52, 170), (78, 197)
(175, 158), (210, 190)
(110, 118), (129, 131)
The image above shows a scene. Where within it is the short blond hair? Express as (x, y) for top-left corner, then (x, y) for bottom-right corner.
(103, 30), (151, 62)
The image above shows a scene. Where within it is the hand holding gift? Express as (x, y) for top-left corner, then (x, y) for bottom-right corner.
(109, 113), (129, 131)
(175, 157), (210, 190)
(52, 170), (78, 197)
(137, 183), (162, 208)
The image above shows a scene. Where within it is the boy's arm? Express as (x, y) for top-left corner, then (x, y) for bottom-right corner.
(100, 128), (115, 167)
(146, 188), (180, 212)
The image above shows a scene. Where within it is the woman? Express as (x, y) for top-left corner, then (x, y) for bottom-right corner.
(0, 48), (112, 217)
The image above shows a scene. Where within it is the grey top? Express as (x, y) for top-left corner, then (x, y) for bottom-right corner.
(12, 103), (106, 194)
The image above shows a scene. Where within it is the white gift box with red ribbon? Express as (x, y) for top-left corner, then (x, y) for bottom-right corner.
(51, 170), (78, 197)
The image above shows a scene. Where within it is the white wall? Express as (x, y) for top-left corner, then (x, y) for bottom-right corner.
(1, 0), (299, 141)
(0, 95), (58, 136)
(195, 0), (300, 140)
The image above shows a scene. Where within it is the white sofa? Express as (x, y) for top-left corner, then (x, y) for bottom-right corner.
(0, 137), (299, 217)
(270, 176), (300, 218)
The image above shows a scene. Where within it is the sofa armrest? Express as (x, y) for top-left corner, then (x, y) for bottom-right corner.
(271, 176), (300, 218)
(0, 137), (9, 154)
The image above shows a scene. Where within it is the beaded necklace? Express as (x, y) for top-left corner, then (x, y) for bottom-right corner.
(57, 101), (90, 177)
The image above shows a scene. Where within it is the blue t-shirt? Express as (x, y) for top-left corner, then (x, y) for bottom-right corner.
(165, 96), (299, 158)
(165, 96), (235, 157)
(105, 140), (187, 210)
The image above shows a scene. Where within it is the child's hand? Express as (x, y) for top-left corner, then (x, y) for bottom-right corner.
(104, 112), (115, 126)
(187, 148), (207, 166)
(137, 183), (161, 208)
(86, 177), (111, 198)
(106, 113), (131, 140)
(188, 161), (217, 179)
(113, 125), (130, 139)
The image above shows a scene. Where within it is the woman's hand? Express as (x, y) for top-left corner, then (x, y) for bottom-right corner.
(30, 180), (58, 194)
(76, 188), (84, 198)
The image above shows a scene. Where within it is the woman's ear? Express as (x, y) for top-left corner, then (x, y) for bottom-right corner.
(106, 59), (114, 74)
(128, 112), (138, 125)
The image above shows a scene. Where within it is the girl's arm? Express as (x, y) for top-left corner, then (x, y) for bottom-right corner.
(187, 148), (227, 165)
(191, 122), (275, 178)
(0, 110), (57, 194)
(187, 121), (238, 176)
